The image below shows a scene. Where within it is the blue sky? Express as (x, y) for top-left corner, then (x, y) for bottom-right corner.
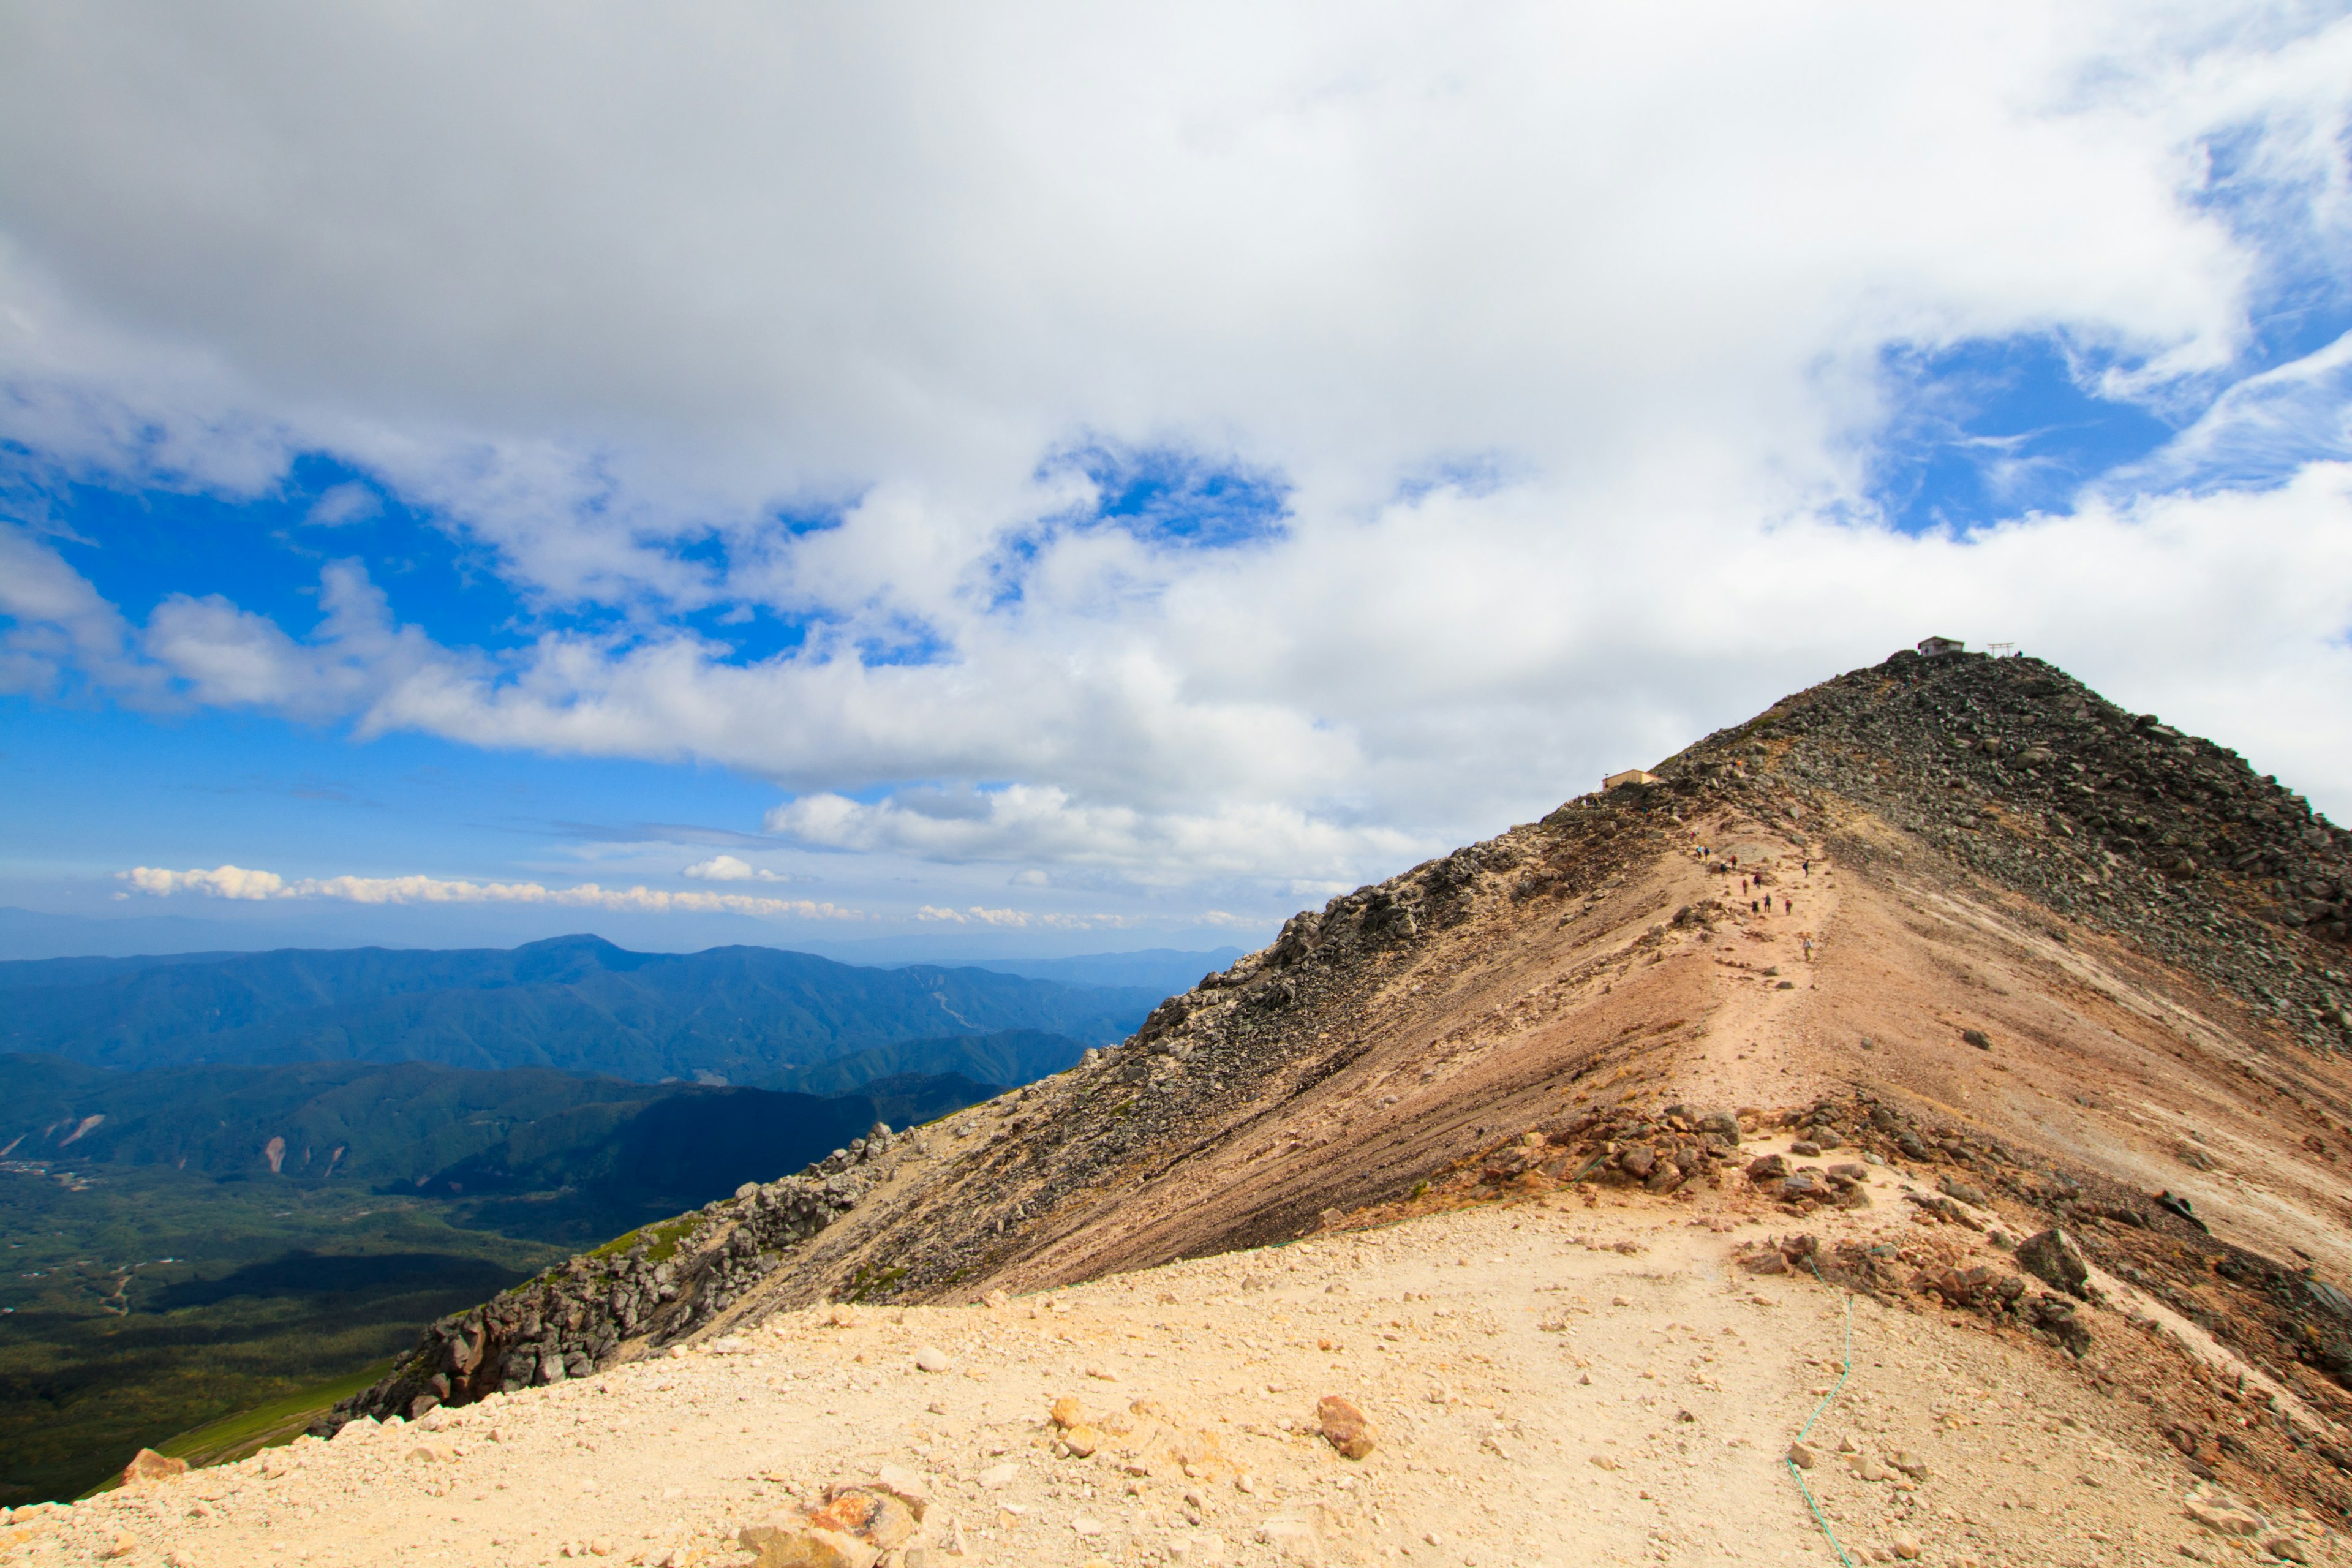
(4, 4), (2352, 957)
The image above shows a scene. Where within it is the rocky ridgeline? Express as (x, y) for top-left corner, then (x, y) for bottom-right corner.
(325, 652), (2352, 1447)
(837, 798), (1682, 1297)
(1651, 649), (2352, 1054)
(325, 1125), (902, 1428)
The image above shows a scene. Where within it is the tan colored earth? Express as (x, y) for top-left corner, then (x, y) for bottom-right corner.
(13, 1118), (2341, 1567)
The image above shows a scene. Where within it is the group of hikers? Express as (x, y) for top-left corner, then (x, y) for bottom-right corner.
(1691, 841), (1818, 960)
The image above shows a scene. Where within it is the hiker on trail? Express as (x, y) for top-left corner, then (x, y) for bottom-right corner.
(1783, 895), (1793, 914)
(1803, 858), (1811, 876)
(1741, 876), (1750, 895)
(1752, 899), (1762, 915)
(1803, 937), (1815, 962)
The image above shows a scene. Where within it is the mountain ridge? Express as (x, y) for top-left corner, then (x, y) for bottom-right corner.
(324, 647), (2352, 1530)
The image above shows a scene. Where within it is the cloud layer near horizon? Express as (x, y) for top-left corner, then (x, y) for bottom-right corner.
(121, 864), (861, 921)
(6, 3), (2352, 922)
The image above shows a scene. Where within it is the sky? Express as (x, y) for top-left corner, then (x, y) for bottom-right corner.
(4, 2), (2352, 957)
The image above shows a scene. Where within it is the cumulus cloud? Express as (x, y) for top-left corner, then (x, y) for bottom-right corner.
(5, 3), (2352, 913)
(681, 854), (786, 883)
(121, 864), (859, 920)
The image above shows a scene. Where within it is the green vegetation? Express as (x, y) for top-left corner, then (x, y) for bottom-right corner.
(0, 1051), (1012, 1507)
(0, 1164), (560, 1508)
(763, 1029), (1087, 1096)
(139, 1360), (394, 1479)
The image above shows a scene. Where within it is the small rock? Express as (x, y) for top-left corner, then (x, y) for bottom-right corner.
(120, 1449), (188, 1485)
(2263, 1535), (2312, 1564)
(1050, 1396), (1086, 1429)
(1168, 1534), (1225, 1565)
(913, 1346), (955, 1373)
(1790, 1140), (1822, 1158)
(104, 1536), (139, 1561)
(1062, 1425), (1102, 1458)
(1786, 1442), (1816, 1469)
(976, 1463), (1017, 1490)
(826, 1305), (858, 1328)
(2186, 1496), (2267, 1536)
(736, 1518), (878, 1568)
(1315, 1395), (1379, 1460)
(1890, 1532), (1921, 1561)
(1071, 1514), (1105, 1537)
(1257, 1515), (1319, 1559)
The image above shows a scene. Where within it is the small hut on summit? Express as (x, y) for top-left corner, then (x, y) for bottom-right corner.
(1917, 635), (1965, 657)
(1603, 769), (1659, 791)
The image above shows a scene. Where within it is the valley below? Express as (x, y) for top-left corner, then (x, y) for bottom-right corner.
(0, 943), (1166, 1506)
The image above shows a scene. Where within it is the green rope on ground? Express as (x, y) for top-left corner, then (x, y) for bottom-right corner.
(1784, 1257), (1861, 1568)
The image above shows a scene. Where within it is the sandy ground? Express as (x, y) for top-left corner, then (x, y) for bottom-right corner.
(15, 1140), (2343, 1568)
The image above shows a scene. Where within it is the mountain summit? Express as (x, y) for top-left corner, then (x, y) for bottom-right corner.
(322, 647), (2352, 1534)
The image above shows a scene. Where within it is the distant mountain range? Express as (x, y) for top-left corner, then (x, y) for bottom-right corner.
(0, 933), (1164, 1082)
(0, 1052), (992, 1227)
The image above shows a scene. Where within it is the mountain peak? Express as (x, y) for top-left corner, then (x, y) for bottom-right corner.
(332, 653), (2352, 1528)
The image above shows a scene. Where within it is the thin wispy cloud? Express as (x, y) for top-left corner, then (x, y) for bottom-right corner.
(119, 865), (861, 921)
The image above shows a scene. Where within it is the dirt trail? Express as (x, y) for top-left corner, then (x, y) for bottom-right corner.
(26, 1136), (2344, 1568)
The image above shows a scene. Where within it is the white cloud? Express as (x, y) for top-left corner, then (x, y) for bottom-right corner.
(681, 854), (785, 883)
(124, 864), (285, 900)
(765, 787), (1427, 886)
(4, 3), (2352, 909)
(306, 481), (380, 526)
(120, 864), (861, 920)
(915, 905), (1133, 930)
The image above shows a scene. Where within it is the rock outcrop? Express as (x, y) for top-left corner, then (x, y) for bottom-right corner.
(325, 1126), (899, 1428)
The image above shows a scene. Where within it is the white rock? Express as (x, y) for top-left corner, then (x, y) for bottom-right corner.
(876, 1463), (931, 1505)
(914, 1345), (956, 1373)
(976, 1463), (1018, 1490)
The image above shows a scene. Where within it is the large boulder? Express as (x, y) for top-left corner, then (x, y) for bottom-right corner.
(2016, 1228), (2089, 1298)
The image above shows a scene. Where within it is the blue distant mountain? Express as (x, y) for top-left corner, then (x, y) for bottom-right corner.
(0, 933), (1163, 1082)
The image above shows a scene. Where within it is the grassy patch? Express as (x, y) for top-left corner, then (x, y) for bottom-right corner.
(90, 1359), (397, 1490)
(0, 1166), (562, 1507)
